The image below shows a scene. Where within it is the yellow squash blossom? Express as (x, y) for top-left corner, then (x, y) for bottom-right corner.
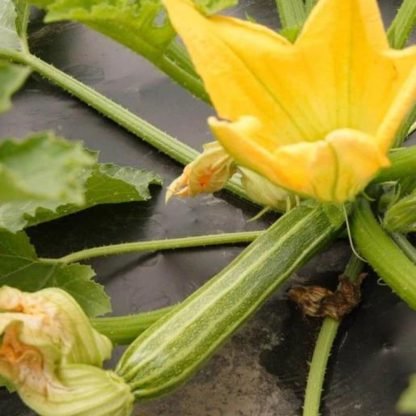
(0, 287), (133, 416)
(163, 0), (416, 203)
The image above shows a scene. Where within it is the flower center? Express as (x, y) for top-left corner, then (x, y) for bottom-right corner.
(0, 322), (46, 392)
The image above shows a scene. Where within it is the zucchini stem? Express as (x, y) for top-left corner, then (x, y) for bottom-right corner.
(387, 0), (416, 49)
(91, 306), (175, 345)
(352, 198), (416, 309)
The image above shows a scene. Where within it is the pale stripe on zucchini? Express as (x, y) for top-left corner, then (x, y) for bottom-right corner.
(116, 203), (345, 399)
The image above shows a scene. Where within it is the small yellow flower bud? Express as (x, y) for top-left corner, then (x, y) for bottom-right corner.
(166, 142), (236, 200)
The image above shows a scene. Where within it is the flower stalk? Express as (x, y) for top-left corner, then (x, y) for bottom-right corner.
(352, 198), (416, 309)
(43, 231), (263, 264)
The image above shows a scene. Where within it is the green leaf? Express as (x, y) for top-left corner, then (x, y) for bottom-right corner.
(195, 0), (237, 15)
(0, 60), (30, 113)
(0, 161), (162, 232)
(0, 0), (21, 49)
(0, 0), (30, 113)
(82, 163), (162, 204)
(12, 0), (30, 39)
(0, 131), (95, 203)
(398, 375), (416, 414)
(0, 230), (111, 316)
(32, 0), (176, 62)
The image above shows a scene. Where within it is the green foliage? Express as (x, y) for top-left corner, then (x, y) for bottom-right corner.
(0, 60), (30, 113)
(0, 0), (21, 49)
(19, 163), (163, 230)
(0, 131), (94, 203)
(12, 0), (30, 38)
(0, 136), (162, 232)
(275, 0), (306, 41)
(0, 230), (110, 316)
(31, 0), (177, 60)
(0, 1), (31, 113)
(29, 0), (210, 101)
(398, 375), (416, 414)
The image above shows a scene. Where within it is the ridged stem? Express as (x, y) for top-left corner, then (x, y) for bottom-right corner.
(352, 198), (416, 309)
(387, 0), (416, 49)
(373, 146), (416, 184)
(0, 48), (248, 200)
(275, 0), (306, 28)
(91, 306), (174, 345)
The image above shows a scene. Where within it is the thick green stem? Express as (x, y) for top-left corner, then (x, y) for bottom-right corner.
(275, 0), (306, 28)
(2, 49), (197, 164)
(304, 0), (317, 14)
(394, 105), (416, 147)
(0, 48), (248, 200)
(387, 0), (416, 49)
(302, 255), (363, 416)
(46, 231), (262, 264)
(352, 198), (416, 309)
(373, 146), (416, 184)
(92, 306), (175, 345)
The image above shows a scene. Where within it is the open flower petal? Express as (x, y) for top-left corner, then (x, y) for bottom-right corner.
(273, 129), (390, 202)
(164, 0), (416, 202)
(163, 0), (308, 145)
(377, 48), (416, 152)
(213, 117), (390, 202)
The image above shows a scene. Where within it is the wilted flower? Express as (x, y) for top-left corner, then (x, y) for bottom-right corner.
(166, 141), (236, 200)
(0, 287), (133, 416)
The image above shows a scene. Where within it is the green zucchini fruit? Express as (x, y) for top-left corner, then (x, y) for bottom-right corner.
(116, 203), (344, 399)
